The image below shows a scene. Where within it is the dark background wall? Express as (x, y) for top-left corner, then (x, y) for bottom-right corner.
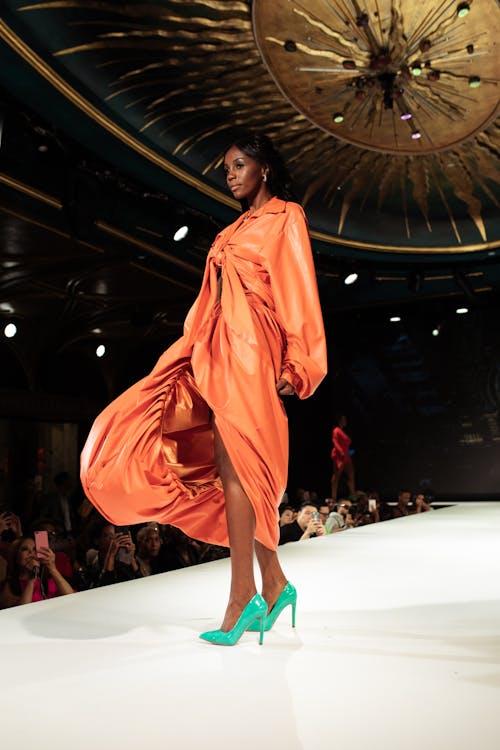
(287, 298), (500, 500)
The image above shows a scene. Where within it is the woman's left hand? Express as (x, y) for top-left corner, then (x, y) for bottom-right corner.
(37, 546), (57, 574)
(276, 378), (295, 396)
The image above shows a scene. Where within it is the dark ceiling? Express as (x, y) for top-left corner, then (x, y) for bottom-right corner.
(0, 0), (499, 404)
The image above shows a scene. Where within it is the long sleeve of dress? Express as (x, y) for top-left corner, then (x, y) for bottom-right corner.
(266, 204), (327, 399)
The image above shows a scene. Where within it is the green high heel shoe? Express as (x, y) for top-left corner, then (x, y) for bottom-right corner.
(247, 582), (297, 632)
(199, 593), (267, 646)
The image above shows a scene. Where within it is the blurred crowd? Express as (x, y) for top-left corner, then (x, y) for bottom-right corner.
(0, 471), (229, 609)
(0, 471), (434, 609)
(278, 488), (434, 544)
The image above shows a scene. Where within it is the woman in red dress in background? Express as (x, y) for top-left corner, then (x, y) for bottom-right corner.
(330, 415), (355, 501)
(81, 133), (327, 645)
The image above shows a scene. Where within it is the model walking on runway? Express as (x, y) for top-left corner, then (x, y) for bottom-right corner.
(330, 415), (355, 501)
(81, 133), (327, 645)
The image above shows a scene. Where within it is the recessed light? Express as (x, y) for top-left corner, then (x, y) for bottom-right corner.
(173, 225), (189, 241)
(4, 322), (17, 338)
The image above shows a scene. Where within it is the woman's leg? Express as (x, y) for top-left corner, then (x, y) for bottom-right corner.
(213, 420), (257, 631)
(330, 461), (343, 501)
(344, 459), (355, 496)
(254, 541), (287, 613)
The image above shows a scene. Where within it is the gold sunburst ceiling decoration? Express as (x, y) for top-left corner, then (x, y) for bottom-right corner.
(4, 0), (500, 250)
(253, 0), (499, 154)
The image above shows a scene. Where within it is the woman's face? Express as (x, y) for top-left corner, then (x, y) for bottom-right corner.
(140, 530), (161, 558)
(16, 538), (36, 572)
(280, 509), (294, 526)
(97, 525), (115, 553)
(223, 146), (268, 204)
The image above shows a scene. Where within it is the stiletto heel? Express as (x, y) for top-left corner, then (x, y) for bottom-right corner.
(247, 582), (297, 632)
(199, 593), (267, 646)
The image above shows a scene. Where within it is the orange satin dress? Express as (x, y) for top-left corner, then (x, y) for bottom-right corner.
(80, 196), (327, 550)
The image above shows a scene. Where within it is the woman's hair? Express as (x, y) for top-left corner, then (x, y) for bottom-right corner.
(225, 131), (297, 205)
(6, 536), (34, 596)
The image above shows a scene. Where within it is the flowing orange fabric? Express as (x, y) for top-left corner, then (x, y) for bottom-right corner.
(80, 197), (327, 550)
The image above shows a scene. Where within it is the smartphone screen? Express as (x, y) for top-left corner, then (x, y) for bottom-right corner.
(34, 530), (49, 556)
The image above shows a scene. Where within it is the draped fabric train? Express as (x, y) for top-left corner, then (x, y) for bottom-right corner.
(80, 197), (327, 551)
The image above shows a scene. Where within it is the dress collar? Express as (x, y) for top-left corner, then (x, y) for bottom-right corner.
(244, 195), (287, 220)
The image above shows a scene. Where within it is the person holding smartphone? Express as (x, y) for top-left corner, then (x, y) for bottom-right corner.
(0, 535), (74, 608)
(82, 521), (142, 588)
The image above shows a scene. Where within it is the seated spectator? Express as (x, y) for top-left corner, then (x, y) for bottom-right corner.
(82, 520), (142, 588)
(279, 503), (325, 545)
(278, 505), (295, 527)
(325, 499), (354, 533)
(0, 535), (74, 608)
(413, 493), (434, 513)
(30, 517), (74, 582)
(161, 525), (205, 568)
(392, 490), (413, 519)
(0, 510), (23, 585)
(366, 491), (393, 522)
(318, 503), (330, 526)
(135, 522), (186, 575)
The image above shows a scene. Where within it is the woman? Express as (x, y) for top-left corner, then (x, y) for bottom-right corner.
(0, 535), (74, 608)
(82, 520), (141, 588)
(330, 415), (355, 501)
(81, 132), (327, 645)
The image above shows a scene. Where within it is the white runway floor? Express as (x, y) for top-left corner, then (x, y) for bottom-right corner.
(2, 502), (500, 750)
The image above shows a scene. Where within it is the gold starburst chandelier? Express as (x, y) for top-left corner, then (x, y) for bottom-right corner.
(254, 0), (499, 154)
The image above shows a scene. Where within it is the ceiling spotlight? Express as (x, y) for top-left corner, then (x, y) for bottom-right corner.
(4, 322), (17, 338)
(456, 307), (469, 314)
(457, 3), (470, 18)
(400, 113), (412, 121)
(411, 131), (422, 139)
(468, 76), (481, 88)
(333, 113), (344, 123)
(173, 225), (189, 241)
(432, 327), (440, 337)
(390, 316), (401, 323)
(284, 40), (297, 52)
(411, 63), (422, 76)
(96, 344), (106, 358)
(344, 273), (358, 285)
(91, 328), (103, 334)
(466, 44), (474, 54)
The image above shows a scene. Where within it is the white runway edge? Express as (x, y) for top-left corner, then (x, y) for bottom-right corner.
(1, 502), (500, 750)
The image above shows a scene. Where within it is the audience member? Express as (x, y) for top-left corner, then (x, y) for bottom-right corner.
(278, 505), (294, 527)
(0, 535), (74, 608)
(82, 520), (142, 588)
(135, 522), (186, 575)
(413, 493), (434, 513)
(392, 490), (413, 519)
(318, 503), (330, 526)
(279, 503), (326, 545)
(325, 499), (353, 533)
(29, 517), (74, 582)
